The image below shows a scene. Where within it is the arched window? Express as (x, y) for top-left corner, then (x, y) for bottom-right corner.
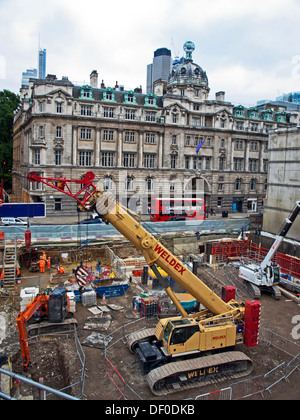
(235, 178), (242, 191)
(250, 179), (256, 191)
(103, 176), (113, 191)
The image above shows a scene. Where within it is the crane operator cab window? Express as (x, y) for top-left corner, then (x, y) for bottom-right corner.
(164, 319), (199, 346)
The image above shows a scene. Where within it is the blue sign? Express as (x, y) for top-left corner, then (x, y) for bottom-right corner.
(0, 203), (46, 218)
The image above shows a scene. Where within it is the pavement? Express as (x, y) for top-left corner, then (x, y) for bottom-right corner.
(30, 211), (250, 225)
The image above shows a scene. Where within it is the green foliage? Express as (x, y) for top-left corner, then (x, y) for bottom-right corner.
(0, 89), (20, 189)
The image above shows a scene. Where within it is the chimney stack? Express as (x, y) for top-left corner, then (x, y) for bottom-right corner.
(90, 70), (98, 88)
(216, 91), (225, 102)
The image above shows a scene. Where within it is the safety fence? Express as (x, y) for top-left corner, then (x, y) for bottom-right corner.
(210, 239), (300, 279)
(192, 328), (300, 401)
(0, 218), (249, 243)
(247, 243), (300, 279)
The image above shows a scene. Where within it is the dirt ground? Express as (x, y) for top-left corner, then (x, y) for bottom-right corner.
(1, 257), (300, 401)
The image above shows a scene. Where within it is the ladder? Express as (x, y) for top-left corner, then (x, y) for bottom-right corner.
(1, 240), (17, 289)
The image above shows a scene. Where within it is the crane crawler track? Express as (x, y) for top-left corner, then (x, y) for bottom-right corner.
(147, 351), (253, 396)
(127, 328), (156, 353)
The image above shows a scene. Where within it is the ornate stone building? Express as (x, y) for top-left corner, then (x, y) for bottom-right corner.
(12, 42), (298, 218)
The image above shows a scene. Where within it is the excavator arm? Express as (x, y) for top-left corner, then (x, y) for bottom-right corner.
(16, 294), (49, 370)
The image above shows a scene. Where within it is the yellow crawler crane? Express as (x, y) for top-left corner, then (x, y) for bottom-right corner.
(27, 172), (256, 395)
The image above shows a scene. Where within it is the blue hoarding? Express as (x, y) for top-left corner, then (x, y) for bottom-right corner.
(0, 203), (46, 218)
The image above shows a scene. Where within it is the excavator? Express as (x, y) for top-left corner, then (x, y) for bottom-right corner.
(27, 171), (259, 395)
(239, 202), (300, 299)
(17, 288), (74, 371)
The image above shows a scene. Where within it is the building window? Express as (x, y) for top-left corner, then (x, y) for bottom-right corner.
(55, 150), (62, 166)
(171, 154), (177, 169)
(146, 177), (153, 191)
(219, 157), (225, 170)
(125, 91), (137, 104)
(185, 156), (190, 169)
(172, 135), (177, 145)
(234, 158), (244, 171)
(250, 141), (258, 151)
(102, 152), (114, 167)
(34, 149), (40, 165)
(80, 128), (92, 140)
(39, 102), (45, 112)
(124, 153), (135, 168)
(186, 136), (191, 146)
(250, 179), (256, 191)
(103, 88), (115, 102)
(104, 107), (115, 118)
(235, 178), (242, 191)
(80, 86), (92, 99)
(54, 198), (62, 211)
(235, 140), (243, 150)
(103, 176), (113, 191)
(249, 159), (258, 172)
(126, 176), (134, 190)
(56, 102), (62, 113)
(172, 114), (177, 123)
(39, 126), (44, 138)
(103, 130), (114, 142)
(263, 160), (268, 172)
(79, 151), (92, 166)
(145, 133), (155, 144)
(56, 126), (62, 138)
(192, 117), (200, 127)
(125, 109), (136, 120)
(205, 157), (211, 170)
(145, 111), (156, 122)
(81, 105), (92, 116)
(144, 154), (155, 168)
(125, 131), (135, 143)
(145, 94), (157, 106)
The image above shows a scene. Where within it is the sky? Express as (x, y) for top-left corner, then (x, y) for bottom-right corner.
(1, 0), (300, 106)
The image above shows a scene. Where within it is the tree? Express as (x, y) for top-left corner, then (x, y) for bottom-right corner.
(0, 90), (20, 190)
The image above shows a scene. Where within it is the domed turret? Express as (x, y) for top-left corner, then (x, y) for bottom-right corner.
(167, 42), (209, 96)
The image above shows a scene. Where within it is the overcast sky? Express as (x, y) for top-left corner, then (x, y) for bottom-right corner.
(1, 0), (300, 106)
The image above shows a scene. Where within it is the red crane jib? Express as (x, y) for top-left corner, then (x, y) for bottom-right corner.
(27, 171), (97, 207)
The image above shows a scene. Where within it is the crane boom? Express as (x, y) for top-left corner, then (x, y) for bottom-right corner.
(28, 172), (234, 316)
(261, 201), (300, 270)
(96, 191), (232, 316)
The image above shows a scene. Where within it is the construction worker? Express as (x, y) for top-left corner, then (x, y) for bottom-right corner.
(38, 259), (46, 273)
(47, 256), (51, 271)
(0, 269), (4, 286)
(57, 265), (65, 278)
(42, 251), (47, 261)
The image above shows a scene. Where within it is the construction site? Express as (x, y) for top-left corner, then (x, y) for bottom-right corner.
(0, 173), (300, 401)
(0, 223), (299, 401)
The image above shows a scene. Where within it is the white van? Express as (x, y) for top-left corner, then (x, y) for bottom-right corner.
(0, 217), (27, 226)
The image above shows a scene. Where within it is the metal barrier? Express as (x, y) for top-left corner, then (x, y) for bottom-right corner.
(195, 387), (232, 401)
(193, 328), (300, 401)
(1, 218), (249, 243)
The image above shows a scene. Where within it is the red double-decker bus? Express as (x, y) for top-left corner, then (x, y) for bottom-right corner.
(150, 198), (206, 222)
